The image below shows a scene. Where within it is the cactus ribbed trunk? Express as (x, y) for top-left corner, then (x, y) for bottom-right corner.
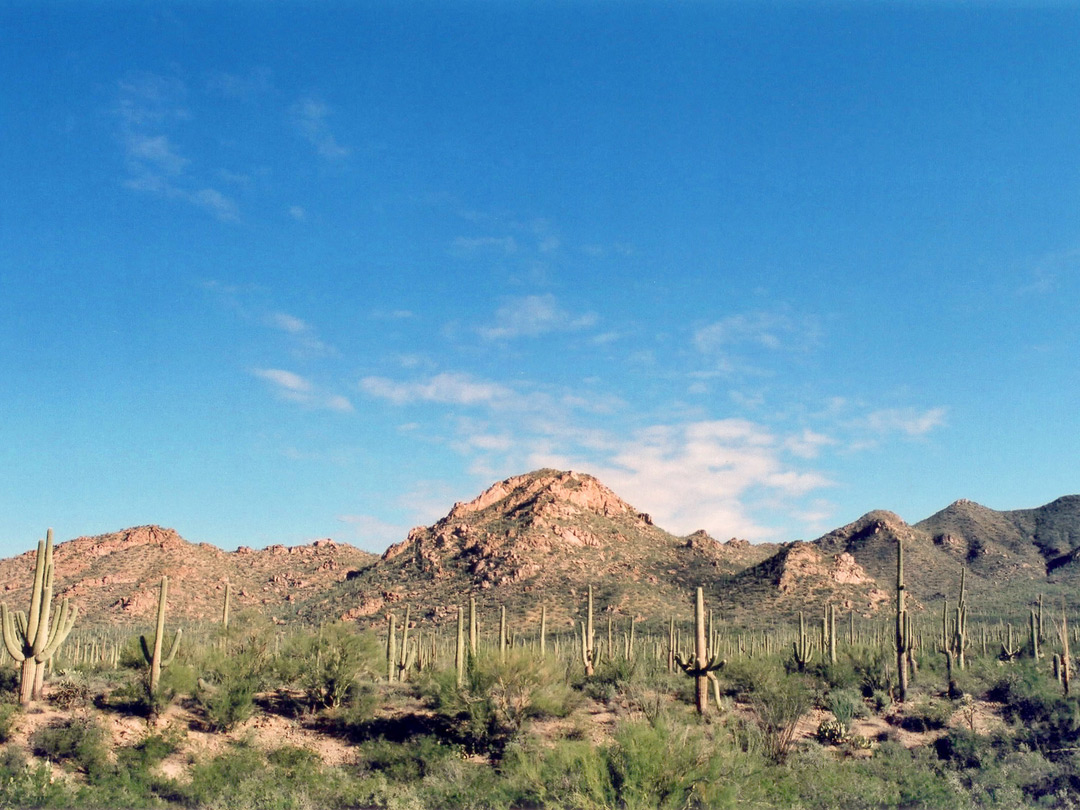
(540, 605), (547, 656)
(896, 537), (909, 702)
(469, 597), (477, 657)
(148, 576), (168, 696)
(829, 603), (837, 664)
(693, 587), (708, 713)
(1062, 609), (1071, 696)
(387, 613), (397, 682)
(222, 581), (232, 630)
(667, 616), (675, 674)
(580, 585), (595, 675)
(499, 605), (507, 661)
(455, 606), (465, 688)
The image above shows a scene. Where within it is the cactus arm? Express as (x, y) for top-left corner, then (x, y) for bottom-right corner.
(24, 539), (47, 646)
(161, 628), (182, 666)
(37, 599), (77, 662)
(1, 603), (28, 661)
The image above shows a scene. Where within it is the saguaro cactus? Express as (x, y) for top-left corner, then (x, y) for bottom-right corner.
(140, 576), (182, 697)
(1061, 607), (1071, 696)
(1, 529), (78, 705)
(221, 581), (232, 630)
(386, 613), (397, 682)
(469, 597), (478, 657)
(674, 587), (725, 714)
(539, 605), (547, 656)
(792, 611), (814, 672)
(580, 584), (596, 676)
(456, 606), (466, 688)
(896, 536), (910, 702)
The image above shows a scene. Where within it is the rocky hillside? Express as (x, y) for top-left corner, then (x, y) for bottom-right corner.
(2, 472), (1078, 630)
(0, 525), (376, 627)
(300, 469), (778, 630)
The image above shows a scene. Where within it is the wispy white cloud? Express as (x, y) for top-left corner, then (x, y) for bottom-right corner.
(360, 372), (515, 407)
(478, 294), (597, 340)
(115, 74), (239, 222)
(265, 311), (336, 356)
(292, 98), (349, 159)
(530, 419), (833, 541)
(252, 368), (353, 412)
(694, 309), (820, 356)
(863, 406), (947, 438)
(125, 133), (189, 176)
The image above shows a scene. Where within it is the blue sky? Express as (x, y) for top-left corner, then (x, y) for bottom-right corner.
(2, 2), (1079, 556)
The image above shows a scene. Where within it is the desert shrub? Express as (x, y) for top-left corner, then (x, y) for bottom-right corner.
(30, 713), (110, 777)
(748, 671), (812, 763)
(277, 622), (382, 710)
(896, 698), (953, 733)
(47, 675), (94, 710)
(0, 667), (20, 701)
(989, 665), (1080, 758)
(826, 687), (865, 735)
(934, 727), (993, 770)
(194, 624), (271, 732)
(0, 702), (19, 743)
(718, 656), (765, 698)
(813, 655), (862, 692)
(182, 741), (346, 810)
(358, 734), (460, 783)
(75, 730), (184, 806)
(579, 656), (637, 703)
(501, 737), (614, 810)
(421, 649), (579, 756)
(607, 718), (748, 810)
(0, 746), (74, 808)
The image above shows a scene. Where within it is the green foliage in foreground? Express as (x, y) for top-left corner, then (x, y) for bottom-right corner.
(10, 619), (1080, 809)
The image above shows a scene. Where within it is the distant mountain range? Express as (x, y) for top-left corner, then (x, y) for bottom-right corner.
(2, 470), (1078, 629)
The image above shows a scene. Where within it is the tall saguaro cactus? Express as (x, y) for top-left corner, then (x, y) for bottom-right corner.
(674, 587), (725, 714)
(140, 576), (182, 697)
(455, 606), (466, 688)
(580, 584), (596, 676)
(1, 529), (78, 705)
(896, 537), (910, 702)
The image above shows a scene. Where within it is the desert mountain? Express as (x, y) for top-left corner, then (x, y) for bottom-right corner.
(301, 469), (778, 630)
(2, 473), (1078, 629)
(0, 525), (376, 626)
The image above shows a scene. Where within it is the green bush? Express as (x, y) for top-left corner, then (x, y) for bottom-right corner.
(276, 622), (382, 710)
(29, 713), (110, 777)
(748, 671), (812, 763)
(0, 746), (74, 808)
(194, 627), (271, 732)
(421, 649), (579, 756)
(826, 687), (864, 735)
(897, 698), (953, 733)
(0, 702), (20, 743)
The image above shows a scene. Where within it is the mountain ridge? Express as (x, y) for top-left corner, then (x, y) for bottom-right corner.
(2, 471), (1079, 627)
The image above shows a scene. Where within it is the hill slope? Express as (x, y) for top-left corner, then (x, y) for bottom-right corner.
(0, 525), (376, 626)
(303, 469), (778, 629)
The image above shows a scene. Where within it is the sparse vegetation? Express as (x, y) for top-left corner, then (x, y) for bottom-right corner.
(4, 478), (1080, 806)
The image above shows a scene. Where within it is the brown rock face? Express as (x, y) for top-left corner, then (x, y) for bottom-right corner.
(0, 525), (377, 625)
(332, 468), (782, 628)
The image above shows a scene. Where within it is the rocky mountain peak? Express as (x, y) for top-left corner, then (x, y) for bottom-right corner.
(445, 469), (640, 523)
